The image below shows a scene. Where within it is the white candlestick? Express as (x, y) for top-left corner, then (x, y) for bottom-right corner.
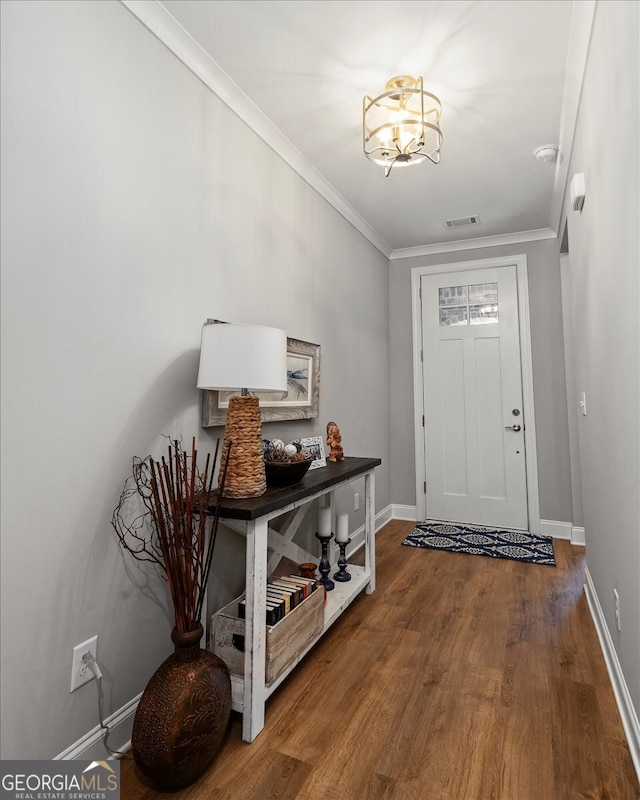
(336, 513), (349, 542)
(319, 506), (332, 537)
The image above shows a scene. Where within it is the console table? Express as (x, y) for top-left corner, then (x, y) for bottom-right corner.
(206, 456), (381, 742)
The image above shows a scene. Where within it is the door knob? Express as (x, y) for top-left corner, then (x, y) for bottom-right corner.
(505, 424), (521, 432)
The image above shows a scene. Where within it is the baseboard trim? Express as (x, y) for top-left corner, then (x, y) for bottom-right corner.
(571, 525), (586, 546)
(376, 504), (394, 530)
(539, 519), (572, 540)
(584, 568), (640, 782)
(390, 504), (418, 521)
(539, 518), (586, 546)
(346, 504), (393, 558)
(55, 693), (139, 761)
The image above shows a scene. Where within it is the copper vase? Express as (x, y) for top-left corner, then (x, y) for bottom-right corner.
(299, 562), (318, 580)
(131, 623), (231, 789)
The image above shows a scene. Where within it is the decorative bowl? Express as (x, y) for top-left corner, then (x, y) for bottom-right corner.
(264, 458), (312, 487)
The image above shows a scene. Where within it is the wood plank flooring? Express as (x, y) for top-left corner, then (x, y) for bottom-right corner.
(121, 520), (639, 800)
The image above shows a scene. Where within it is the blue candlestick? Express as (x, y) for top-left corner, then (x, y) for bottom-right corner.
(315, 532), (335, 591)
(334, 538), (352, 582)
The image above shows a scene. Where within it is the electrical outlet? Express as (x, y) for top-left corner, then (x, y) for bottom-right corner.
(354, 492), (360, 511)
(70, 635), (98, 692)
(614, 590), (621, 631)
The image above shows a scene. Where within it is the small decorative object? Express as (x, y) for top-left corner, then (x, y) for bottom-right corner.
(299, 562), (318, 581)
(334, 538), (352, 582)
(263, 438), (313, 487)
(326, 421), (344, 462)
(112, 438), (232, 789)
(265, 439), (312, 462)
(315, 531), (335, 591)
(300, 436), (326, 469)
(264, 456), (312, 487)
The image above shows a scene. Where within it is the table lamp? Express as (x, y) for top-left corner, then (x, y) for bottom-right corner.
(197, 321), (287, 499)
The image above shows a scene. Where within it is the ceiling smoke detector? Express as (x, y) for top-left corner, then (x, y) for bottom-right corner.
(533, 144), (559, 162)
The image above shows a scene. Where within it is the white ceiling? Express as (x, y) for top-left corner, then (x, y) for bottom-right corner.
(158, 0), (574, 253)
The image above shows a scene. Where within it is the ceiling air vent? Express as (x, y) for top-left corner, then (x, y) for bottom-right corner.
(444, 214), (481, 229)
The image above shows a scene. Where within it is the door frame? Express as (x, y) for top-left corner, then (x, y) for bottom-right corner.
(410, 254), (541, 534)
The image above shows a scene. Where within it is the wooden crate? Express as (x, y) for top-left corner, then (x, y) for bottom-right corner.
(210, 587), (324, 685)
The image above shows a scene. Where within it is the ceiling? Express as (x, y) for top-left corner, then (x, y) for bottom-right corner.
(158, 0), (574, 254)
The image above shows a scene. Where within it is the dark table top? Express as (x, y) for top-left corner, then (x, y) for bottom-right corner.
(206, 456), (382, 520)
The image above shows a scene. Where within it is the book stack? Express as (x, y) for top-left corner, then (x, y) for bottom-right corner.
(238, 575), (318, 626)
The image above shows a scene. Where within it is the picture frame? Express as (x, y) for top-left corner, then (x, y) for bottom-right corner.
(201, 336), (321, 427)
(299, 436), (326, 470)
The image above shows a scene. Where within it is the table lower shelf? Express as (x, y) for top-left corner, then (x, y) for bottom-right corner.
(229, 564), (371, 712)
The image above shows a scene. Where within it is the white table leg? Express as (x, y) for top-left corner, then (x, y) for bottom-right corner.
(243, 516), (268, 742)
(364, 471), (376, 593)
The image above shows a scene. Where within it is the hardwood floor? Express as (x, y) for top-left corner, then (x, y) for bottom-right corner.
(121, 520), (639, 800)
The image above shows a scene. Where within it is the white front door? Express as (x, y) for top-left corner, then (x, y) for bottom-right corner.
(420, 265), (528, 529)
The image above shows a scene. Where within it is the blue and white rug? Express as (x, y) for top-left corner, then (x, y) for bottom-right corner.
(402, 520), (556, 566)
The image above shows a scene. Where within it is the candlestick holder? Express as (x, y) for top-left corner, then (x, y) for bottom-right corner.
(315, 532), (335, 591)
(334, 538), (352, 582)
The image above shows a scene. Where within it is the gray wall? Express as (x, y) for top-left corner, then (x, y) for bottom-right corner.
(389, 238), (573, 523)
(0, 1), (390, 759)
(560, 0), (639, 713)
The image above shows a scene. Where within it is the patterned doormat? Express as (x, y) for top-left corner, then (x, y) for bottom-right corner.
(402, 520), (556, 566)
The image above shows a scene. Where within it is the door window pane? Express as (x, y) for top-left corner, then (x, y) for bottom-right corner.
(470, 304), (499, 325)
(469, 283), (498, 305)
(440, 306), (468, 326)
(439, 286), (467, 306)
(438, 281), (499, 326)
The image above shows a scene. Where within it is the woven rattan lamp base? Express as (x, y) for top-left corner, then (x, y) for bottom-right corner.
(219, 396), (266, 498)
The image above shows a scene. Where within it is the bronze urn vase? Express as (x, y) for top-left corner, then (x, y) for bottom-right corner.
(131, 622), (231, 789)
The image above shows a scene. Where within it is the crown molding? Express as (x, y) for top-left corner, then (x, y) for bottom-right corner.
(119, 0), (392, 258)
(389, 227), (557, 261)
(119, 1), (587, 265)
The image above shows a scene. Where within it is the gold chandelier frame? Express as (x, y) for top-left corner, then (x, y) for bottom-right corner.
(363, 75), (443, 177)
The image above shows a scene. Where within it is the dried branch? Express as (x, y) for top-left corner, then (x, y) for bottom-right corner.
(111, 436), (229, 633)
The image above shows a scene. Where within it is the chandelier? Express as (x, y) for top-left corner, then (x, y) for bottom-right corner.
(363, 75), (442, 177)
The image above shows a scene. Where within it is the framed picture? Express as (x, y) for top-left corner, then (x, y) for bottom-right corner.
(201, 337), (321, 427)
(299, 436), (326, 470)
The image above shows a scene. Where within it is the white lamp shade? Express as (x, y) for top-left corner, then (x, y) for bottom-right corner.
(197, 323), (288, 392)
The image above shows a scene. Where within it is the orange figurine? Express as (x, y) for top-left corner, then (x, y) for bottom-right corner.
(326, 421), (344, 462)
